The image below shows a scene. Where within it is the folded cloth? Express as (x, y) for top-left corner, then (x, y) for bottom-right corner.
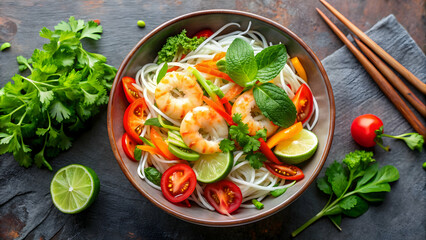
(317, 14), (425, 239)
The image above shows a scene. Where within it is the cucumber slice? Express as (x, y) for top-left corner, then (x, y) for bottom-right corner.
(168, 144), (200, 161)
(167, 131), (189, 149)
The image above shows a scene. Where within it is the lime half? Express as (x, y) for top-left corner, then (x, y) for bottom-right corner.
(274, 129), (318, 164)
(50, 164), (100, 214)
(192, 152), (233, 183)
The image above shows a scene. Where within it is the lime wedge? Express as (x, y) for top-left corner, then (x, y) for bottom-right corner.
(274, 129), (318, 164)
(192, 152), (233, 183)
(50, 164), (100, 214)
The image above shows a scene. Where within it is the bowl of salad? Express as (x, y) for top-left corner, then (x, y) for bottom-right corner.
(107, 9), (335, 226)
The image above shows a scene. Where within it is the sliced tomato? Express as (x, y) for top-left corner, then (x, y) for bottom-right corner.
(122, 76), (142, 103)
(292, 84), (314, 124)
(160, 164), (196, 203)
(194, 29), (214, 38)
(264, 162), (304, 180)
(204, 180), (242, 215)
(123, 98), (148, 144)
(122, 132), (136, 161)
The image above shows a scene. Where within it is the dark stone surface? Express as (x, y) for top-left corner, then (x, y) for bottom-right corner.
(0, 1), (425, 240)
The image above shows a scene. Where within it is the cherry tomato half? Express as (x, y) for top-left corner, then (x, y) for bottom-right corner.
(194, 29), (214, 38)
(292, 84), (314, 124)
(264, 162), (304, 181)
(351, 114), (383, 147)
(123, 97), (148, 144)
(122, 132), (136, 161)
(122, 76), (142, 103)
(204, 180), (243, 215)
(160, 164), (197, 203)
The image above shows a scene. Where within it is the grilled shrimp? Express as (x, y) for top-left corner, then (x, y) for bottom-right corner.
(232, 90), (279, 137)
(180, 106), (228, 154)
(155, 72), (203, 120)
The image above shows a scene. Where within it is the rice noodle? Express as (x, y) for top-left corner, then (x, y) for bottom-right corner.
(132, 22), (320, 212)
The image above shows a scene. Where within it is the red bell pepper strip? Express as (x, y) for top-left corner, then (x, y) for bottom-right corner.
(202, 96), (235, 126)
(258, 138), (282, 164)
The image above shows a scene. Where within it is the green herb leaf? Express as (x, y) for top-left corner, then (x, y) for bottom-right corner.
(356, 163), (379, 188)
(255, 44), (287, 82)
(358, 192), (386, 202)
(157, 30), (205, 64)
(340, 195), (369, 217)
(253, 83), (296, 128)
(134, 146), (142, 161)
(80, 21), (103, 40)
(246, 152), (267, 169)
(317, 176), (333, 195)
(225, 38), (258, 87)
(157, 62), (168, 84)
(139, 136), (155, 147)
(325, 161), (348, 197)
(219, 139), (235, 152)
(328, 214), (342, 231)
(144, 118), (162, 127)
(144, 167), (162, 186)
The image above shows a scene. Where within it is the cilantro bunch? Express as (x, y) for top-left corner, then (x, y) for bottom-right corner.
(219, 113), (267, 169)
(292, 150), (400, 237)
(0, 17), (116, 170)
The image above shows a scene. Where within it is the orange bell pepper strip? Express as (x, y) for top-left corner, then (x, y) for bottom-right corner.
(136, 145), (165, 157)
(223, 84), (244, 101)
(266, 122), (303, 149)
(258, 138), (282, 164)
(150, 127), (178, 160)
(202, 96), (235, 126)
(213, 52), (226, 61)
(167, 66), (179, 72)
(290, 57), (308, 82)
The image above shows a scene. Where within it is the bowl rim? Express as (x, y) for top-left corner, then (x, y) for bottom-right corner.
(107, 9), (335, 226)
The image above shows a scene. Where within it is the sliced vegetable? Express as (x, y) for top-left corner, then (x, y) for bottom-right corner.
(264, 162), (304, 180)
(167, 130), (189, 149)
(223, 84), (244, 101)
(167, 66), (180, 72)
(160, 164), (196, 203)
(292, 84), (314, 124)
(274, 129), (318, 164)
(150, 127), (177, 160)
(266, 122), (303, 148)
(192, 152), (233, 183)
(122, 132), (137, 161)
(139, 136), (155, 147)
(122, 77), (142, 103)
(158, 115), (180, 131)
(290, 57), (307, 82)
(123, 98), (148, 144)
(204, 180), (243, 215)
(220, 97), (233, 114)
(202, 96), (234, 126)
(258, 138), (281, 164)
(213, 52), (226, 61)
(168, 144), (200, 161)
(195, 65), (234, 83)
(136, 145), (164, 157)
(194, 29), (214, 38)
(252, 199), (264, 210)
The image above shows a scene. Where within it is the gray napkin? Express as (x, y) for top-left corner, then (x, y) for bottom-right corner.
(311, 14), (425, 239)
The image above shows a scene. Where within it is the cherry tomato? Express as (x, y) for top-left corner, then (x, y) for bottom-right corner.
(264, 162), (304, 181)
(351, 114), (383, 147)
(122, 77), (142, 103)
(194, 29), (214, 38)
(292, 84), (314, 124)
(204, 180), (243, 215)
(160, 164), (196, 203)
(93, 19), (101, 25)
(122, 132), (136, 161)
(123, 98), (148, 144)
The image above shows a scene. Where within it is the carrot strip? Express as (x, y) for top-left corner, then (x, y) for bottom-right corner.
(290, 57), (308, 82)
(167, 66), (179, 73)
(213, 52), (226, 61)
(223, 84), (244, 101)
(137, 145), (164, 157)
(266, 122), (303, 149)
(202, 96), (235, 126)
(150, 127), (178, 160)
(195, 65), (234, 83)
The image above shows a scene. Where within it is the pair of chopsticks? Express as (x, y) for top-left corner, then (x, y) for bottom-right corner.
(317, 0), (426, 137)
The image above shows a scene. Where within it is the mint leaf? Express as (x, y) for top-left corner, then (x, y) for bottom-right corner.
(225, 38), (257, 87)
(255, 44), (287, 82)
(253, 83), (296, 128)
(134, 147), (142, 161)
(144, 118), (162, 127)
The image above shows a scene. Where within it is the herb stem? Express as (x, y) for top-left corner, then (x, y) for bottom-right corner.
(4, 104), (26, 117)
(292, 211), (324, 237)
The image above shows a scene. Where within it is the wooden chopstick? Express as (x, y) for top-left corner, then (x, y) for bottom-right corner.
(353, 37), (426, 118)
(319, 0), (426, 95)
(316, 8), (426, 137)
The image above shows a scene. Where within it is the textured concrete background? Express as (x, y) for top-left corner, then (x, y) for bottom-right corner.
(0, 1), (425, 239)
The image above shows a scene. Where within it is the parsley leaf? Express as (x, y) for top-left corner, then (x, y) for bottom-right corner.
(0, 17), (116, 170)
